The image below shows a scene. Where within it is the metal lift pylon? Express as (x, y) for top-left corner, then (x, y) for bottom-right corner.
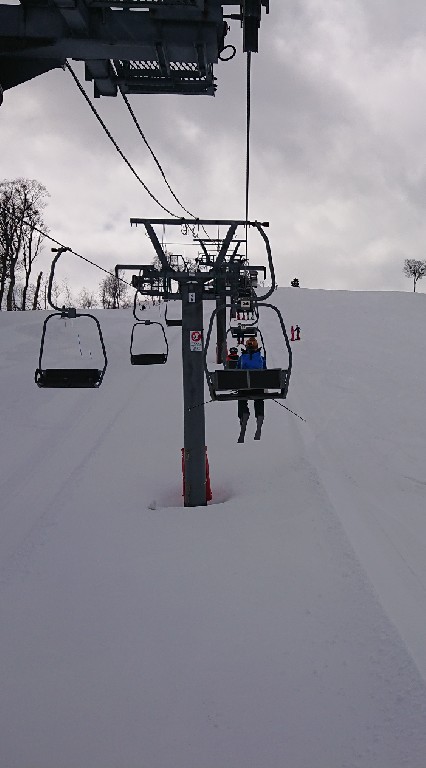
(118, 217), (269, 506)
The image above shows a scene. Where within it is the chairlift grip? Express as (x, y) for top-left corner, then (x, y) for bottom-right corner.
(47, 246), (70, 311)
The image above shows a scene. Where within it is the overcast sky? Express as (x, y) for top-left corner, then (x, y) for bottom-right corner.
(2, 0), (426, 296)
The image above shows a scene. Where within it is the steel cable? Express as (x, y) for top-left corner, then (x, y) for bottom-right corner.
(245, 51), (252, 258)
(65, 62), (177, 217)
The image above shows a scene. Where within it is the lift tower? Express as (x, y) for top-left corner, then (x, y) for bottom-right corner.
(117, 216), (270, 507)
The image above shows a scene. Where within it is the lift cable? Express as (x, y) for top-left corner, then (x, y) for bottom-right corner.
(65, 62), (177, 217)
(118, 88), (194, 218)
(245, 51), (252, 258)
(272, 399), (307, 423)
(66, 62), (212, 244)
(26, 222), (133, 288)
(245, 51), (252, 226)
(115, 84), (212, 242)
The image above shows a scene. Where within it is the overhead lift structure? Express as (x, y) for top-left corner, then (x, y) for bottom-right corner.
(0, 0), (269, 103)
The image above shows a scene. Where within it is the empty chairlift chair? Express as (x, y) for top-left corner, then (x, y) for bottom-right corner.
(35, 308), (108, 388)
(230, 321), (259, 340)
(164, 302), (182, 327)
(130, 320), (169, 365)
(130, 290), (169, 365)
(34, 246), (108, 388)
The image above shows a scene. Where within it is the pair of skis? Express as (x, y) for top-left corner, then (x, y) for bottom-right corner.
(238, 414), (264, 443)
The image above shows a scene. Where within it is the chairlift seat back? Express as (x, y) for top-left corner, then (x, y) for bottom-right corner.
(230, 325), (258, 338)
(210, 368), (289, 399)
(35, 368), (104, 388)
(165, 318), (182, 327)
(214, 368), (283, 390)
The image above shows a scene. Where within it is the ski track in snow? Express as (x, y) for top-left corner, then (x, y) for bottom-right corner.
(1, 294), (426, 768)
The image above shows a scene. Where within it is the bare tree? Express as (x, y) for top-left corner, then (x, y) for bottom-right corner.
(78, 287), (98, 309)
(99, 269), (129, 308)
(61, 278), (75, 308)
(32, 271), (44, 310)
(21, 225), (46, 310)
(0, 178), (49, 310)
(403, 259), (426, 292)
(10, 282), (24, 310)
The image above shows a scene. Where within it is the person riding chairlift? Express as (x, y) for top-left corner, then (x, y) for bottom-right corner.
(237, 336), (266, 438)
(226, 347), (240, 369)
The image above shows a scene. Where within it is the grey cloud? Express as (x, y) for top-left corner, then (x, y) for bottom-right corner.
(3, 1), (426, 295)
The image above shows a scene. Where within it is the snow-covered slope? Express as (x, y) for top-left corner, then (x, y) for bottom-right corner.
(1, 289), (426, 768)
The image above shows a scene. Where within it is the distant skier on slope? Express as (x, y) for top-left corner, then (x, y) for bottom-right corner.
(237, 336), (266, 442)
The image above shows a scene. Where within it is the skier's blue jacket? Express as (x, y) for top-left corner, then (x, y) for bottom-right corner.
(237, 348), (266, 370)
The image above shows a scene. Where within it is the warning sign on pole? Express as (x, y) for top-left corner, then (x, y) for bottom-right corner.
(189, 330), (202, 352)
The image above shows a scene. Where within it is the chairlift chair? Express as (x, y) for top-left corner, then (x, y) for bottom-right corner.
(230, 323), (259, 339)
(35, 247), (108, 388)
(130, 291), (169, 364)
(35, 308), (108, 388)
(204, 302), (292, 402)
(130, 320), (169, 365)
(164, 302), (182, 327)
(230, 298), (259, 339)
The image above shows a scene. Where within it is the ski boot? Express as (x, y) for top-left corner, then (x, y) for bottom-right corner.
(254, 415), (264, 440)
(238, 412), (250, 443)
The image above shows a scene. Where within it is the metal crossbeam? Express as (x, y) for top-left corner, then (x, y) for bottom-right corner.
(0, 1), (269, 98)
(130, 218), (269, 226)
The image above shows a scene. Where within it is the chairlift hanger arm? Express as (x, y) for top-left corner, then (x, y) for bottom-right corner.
(250, 222), (275, 300)
(48, 246), (71, 312)
(133, 289), (156, 321)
